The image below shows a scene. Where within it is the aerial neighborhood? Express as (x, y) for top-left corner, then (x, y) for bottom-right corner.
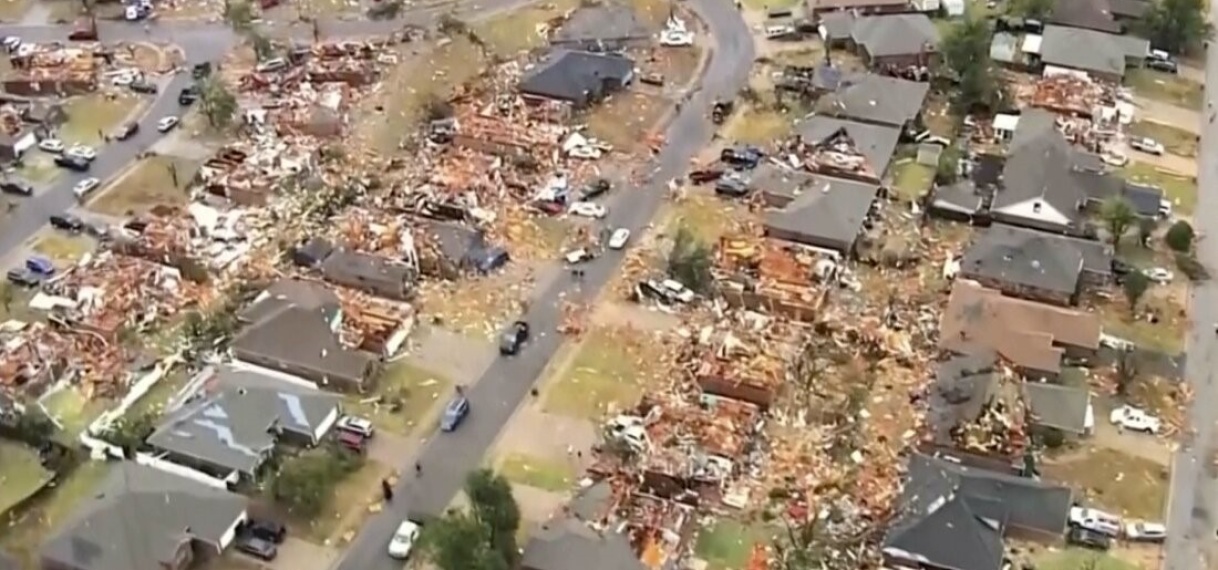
(0, 0), (1211, 567)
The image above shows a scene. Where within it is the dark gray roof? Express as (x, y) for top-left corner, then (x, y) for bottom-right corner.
(795, 116), (901, 176)
(568, 480), (615, 522)
(238, 278), (341, 325)
(1039, 25), (1149, 78)
(41, 462), (246, 570)
(885, 492), (1005, 570)
(926, 352), (1000, 444)
(850, 14), (940, 58)
(416, 218), (486, 264)
(1023, 382), (1092, 434)
(961, 225), (1113, 294)
(820, 74), (930, 126)
(764, 176), (879, 251)
(1108, 0), (1151, 18)
(321, 249), (414, 290)
(233, 305), (374, 385)
(1122, 184), (1165, 217)
(931, 179), (985, 214)
(553, 3), (652, 44)
(818, 12), (856, 40)
(148, 368), (340, 474)
(1050, 0), (1122, 33)
(522, 518), (645, 570)
(749, 163), (818, 199)
(519, 50), (635, 104)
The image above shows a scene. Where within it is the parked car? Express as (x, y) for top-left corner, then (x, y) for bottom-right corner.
(72, 177), (100, 198)
(54, 155), (90, 171)
(1130, 137), (1165, 155)
(568, 201), (608, 219)
(580, 178), (612, 200)
(156, 116), (180, 132)
(38, 138), (65, 153)
(1146, 58), (1178, 73)
(1109, 405), (1162, 434)
(714, 174), (749, 197)
(440, 395), (470, 432)
(608, 228), (631, 250)
(1143, 267), (1174, 283)
(499, 320), (530, 355)
(244, 517), (287, 543)
(255, 57), (289, 73)
(191, 62), (212, 79)
(565, 248), (595, 264)
(720, 145), (764, 168)
(659, 29), (694, 46)
(112, 121), (139, 140)
(688, 168), (724, 184)
(178, 86), (200, 105)
(336, 415), (375, 439)
(1070, 507), (1123, 537)
(235, 535), (278, 561)
(26, 255), (55, 276)
(387, 519), (421, 559)
(1067, 527), (1113, 550)
(66, 145), (96, 161)
(1, 36), (21, 52)
(129, 79), (158, 94)
(1125, 521), (1167, 542)
(111, 69), (139, 86)
(635, 279), (695, 305)
(0, 179), (33, 196)
(6, 268), (40, 287)
(336, 430), (366, 453)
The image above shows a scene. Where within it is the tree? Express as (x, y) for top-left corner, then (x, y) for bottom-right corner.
(940, 15), (1006, 114)
(1115, 350), (1139, 397)
(464, 469), (521, 564)
(223, 0), (254, 32)
(105, 411), (158, 450)
(1122, 270), (1151, 314)
(272, 447), (362, 517)
(1165, 220), (1195, 252)
(1100, 197), (1137, 249)
(1010, 0), (1053, 18)
(422, 470), (520, 570)
(199, 77), (238, 129)
(249, 30), (275, 61)
(935, 145), (961, 185)
(667, 227), (714, 294)
(1141, 0), (1211, 55)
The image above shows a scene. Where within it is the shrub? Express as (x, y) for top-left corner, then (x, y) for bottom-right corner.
(1165, 220), (1195, 252)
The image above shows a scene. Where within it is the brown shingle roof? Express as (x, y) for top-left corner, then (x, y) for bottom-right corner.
(939, 281), (1100, 373)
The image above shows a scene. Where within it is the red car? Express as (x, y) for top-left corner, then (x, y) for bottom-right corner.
(337, 431), (366, 454)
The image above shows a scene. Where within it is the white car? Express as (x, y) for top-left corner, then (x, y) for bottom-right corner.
(38, 138), (64, 153)
(66, 145), (96, 161)
(1130, 137), (1165, 155)
(386, 519), (421, 559)
(2, 36), (21, 52)
(111, 70), (140, 86)
(565, 248), (595, 264)
(73, 177), (100, 198)
(567, 145), (603, 160)
(608, 228), (630, 249)
(336, 415), (374, 438)
(156, 116), (180, 132)
(659, 29), (694, 46)
(1100, 152), (1129, 167)
(661, 279), (695, 303)
(1070, 507), (1123, 537)
(1143, 267), (1174, 283)
(568, 201), (607, 219)
(1109, 405), (1162, 434)
(1125, 521), (1167, 542)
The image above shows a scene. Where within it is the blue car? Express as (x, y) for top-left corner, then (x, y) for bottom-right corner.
(440, 396), (470, 432)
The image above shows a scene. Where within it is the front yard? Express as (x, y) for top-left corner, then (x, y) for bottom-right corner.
(86, 156), (197, 217)
(60, 94), (141, 146)
(1129, 120), (1198, 157)
(343, 360), (451, 436)
(542, 328), (670, 420)
(1042, 448), (1168, 520)
(1119, 162), (1197, 216)
(1126, 68), (1204, 109)
(0, 460), (111, 566)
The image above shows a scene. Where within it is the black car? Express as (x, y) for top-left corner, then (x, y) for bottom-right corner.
(191, 62), (212, 79)
(54, 155), (89, 171)
(178, 85), (200, 105)
(580, 178), (612, 200)
(0, 179), (33, 196)
(1067, 527), (1112, 551)
(720, 146), (764, 169)
(244, 517), (287, 543)
(235, 535), (278, 561)
(1111, 258), (1134, 277)
(129, 79), (157, 94)
(49, 214), (83, 232)
(499, 320), (530, 355)
(112, 121), (139, 140)
(6, 268), (40, 287)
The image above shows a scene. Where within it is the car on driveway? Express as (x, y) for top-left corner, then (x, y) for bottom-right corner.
(38, 138), (65, 153)
(1143, 267), (1174, 284)
(73, 177), (100, 198)
(178, 85), (200, 105)
(336, 415), (374, 439)
(66, 145), (96, 161)
(54, 155), (90, 172)
(235, 535), (278, 561)
(129, 79), (158, 94)
(440, 395), (470, 432)
(1067, 527), (1112, 551)
(50, 214), (84, 232)
(336, 430), (366, 454)
(1125, 521), (1167, 542)
(499, 320), (530, 355)
(1110, 405), (1162, 434)
(1130, 137), (1165, 155)
(387, 519), (421, 559)
(157, 116), (180, 132)
(0, 179), (33, 196)
(243, 517), (287, 543)
(26, 255), (55, 276)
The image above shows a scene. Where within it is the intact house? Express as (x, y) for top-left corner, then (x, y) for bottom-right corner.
(146, 366), (341, 481)
(1029, 25), (1150, 82)
(321, 248), (416, 301)
(520, 517), (647, 570)
(817, 73), (930, 132)
(883, 453), (1073, 570)
(550, 2), (653, 51)
(959, 224), (1114, 306)
(232, 279), (382, 393)
(39, 462), (248, 570)
(819, 14), (940, 69)
(758, 168), (881, 257)
(793, 116), (901, 183)
(1048, 0), (1151, 34)
(940, 280), (1102, 379)
(807, 0), (912, 18)
(518, 50), (635, 109)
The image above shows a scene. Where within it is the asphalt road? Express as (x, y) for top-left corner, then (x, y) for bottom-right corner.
(328, 1), (755, 568)
(1162, 26), (1218, 570)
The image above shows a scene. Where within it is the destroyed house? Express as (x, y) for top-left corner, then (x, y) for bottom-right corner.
(960, 225), (1113, 306)
(416, 219), (510, 277)
(794, 116), (900, 182)
(4, 47), (99, 96)
(847, 14), (941, 68)
(940, 280), (1101, 378)
(883, 453), (1073, 570)
(817, 73), (930, 128)
(521, 518), (647, 570)
(637, 397), (762, 499)
(761, 174), (879, 256)
(617, 493), (695, 568)
(39, 462), (248, 570)
(147, 367), (341, 480)
(807, 0), (911, 17)
(1035, 25), (1150, 82)
(551, 3), (653, 50)
(519, 50), (635, 108)
(715, 236), (831, 321)
(321, 248), (415, 301)
(693, 329), (791, 408)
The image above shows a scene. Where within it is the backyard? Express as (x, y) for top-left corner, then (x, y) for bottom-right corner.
(39, 388), (113, 441)
(693, 518), (772, 570)
(1120, 162), (1197, 216)
(86, 156), (197, 217)
(1099, 290), (1186, 354)
(890, 159), (936, 202)
(664, 193), (752, 245)
(343, 360), (451, 435)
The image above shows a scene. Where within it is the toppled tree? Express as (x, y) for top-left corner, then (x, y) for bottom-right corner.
(1100, 197), (1137, 249)
(1175, 252), (1210, 281)
(1165, 220), (1195, 252)
(199, 77), (238, 129)
(422, 469), (521, 570)
(1122, 270), (1150, 314)
(667, 227), (714, 294)
(1141, 0), (1212, 55)
(939, 15), (1007, 114)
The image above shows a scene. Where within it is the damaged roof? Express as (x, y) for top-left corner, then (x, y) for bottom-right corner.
(522, 518), (646, 570)
(1023, 381), (1092, 434)
(795, 116), (901, 176)
(763, 176), (879, 253)
(41, 462), (247, 570)
(939, 280), (1101, 373)
(850, 14), (940, 58)
(927, 352), (1001, 445)
(1039, 25), (1150, 78)
(321, 248), (414, 291)
(961, 225), (1113, 294)
(147, 367), (341, 474)
(819, 73), (930, 126)
(519, 50), (635, 104)
(239, 278), (342, 325)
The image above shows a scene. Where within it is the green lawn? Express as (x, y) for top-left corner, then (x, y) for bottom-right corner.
(30, 231), (96, 264)
(61, 95), (141, 146)
(543, 329), (660, 420)
(345, 360), (451, 435)
(126, 369), (191, 419)
(724, 104), (799, 145)
(694, 519), (771, 570)
(40, 388), (113, 440)
(1043, 448), (1168, 520)
(1100, 292), (1185, 354)
(497, 452), (576, 493)
(87, 156), (196, 217)
(1126, 68), (1204, 109)
(0, 441), (52, 517)
(891, 159), (936, 202)
(1129, 120), (1198, 157)
(1119, 161), (1197, 215)
(0, 460), (111, 566)
(1032, 548), (1140, 570)
(665, 194), (749, 245)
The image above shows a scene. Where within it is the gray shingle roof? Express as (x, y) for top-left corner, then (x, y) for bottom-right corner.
(994, 110), (1098, 220)
(961, 225), (1113, 294)
(795, 116), (901, 177)
(1023, 381), (1092, 434)
(233, 305), (375, 386)
(926, 352), (1001, 444)
(148, 368), (340, 474)
(1039, 25), (1149, 77)
(850, 14), (940, 58)
(238, 278), (341, 325)
(820, 74), (930, 126)
(1050, 0), (1122, 33)
(764, 176), (879, 251)
(522, 518), (645, 570)
(41, 462), (246, 570)
(519, 50), (635, 104)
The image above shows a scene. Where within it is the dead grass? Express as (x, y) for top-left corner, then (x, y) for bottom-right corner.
(0, 461), (111, 566)
(86, 156), (197, 216)
(497, 452), (576, 493)
(542, 327), (673, 419)
(664, 192), (753, 245)
(344, 360), (452, 436)
(297, 460), (395, 546)
(1099, 289), (1186, 354)
(586, 92), (668, 149)
(723, 103), (801, 145)
(1127, 68), (1204, 109)
(61, 94), (141, 146)
(29, 231), (96, 263)
(473, 0), (581, 56)
(766, 47), (825, 67)
(416, 262), (550, 339)
(890, 159), (936, 202)
(0, 440), (52, 518)
(1043, 448), (1168, 519)
(1129, 120), (1198, 157)
(0, 0), (26, 21)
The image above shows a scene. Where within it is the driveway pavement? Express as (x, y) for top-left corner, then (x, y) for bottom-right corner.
(1162, 17), (1218, 570)
(327, 1), (754, 568)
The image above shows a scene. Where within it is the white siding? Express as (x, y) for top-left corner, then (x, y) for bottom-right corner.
(993, 198), (1072, 226)
(219, 510), (248, 549)
(313, 406), (339, 442)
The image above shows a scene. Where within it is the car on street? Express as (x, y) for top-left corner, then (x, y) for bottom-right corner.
(1110, 405), (1162, 434)
(6, 268), (40, 287)
(659, 29), (694, 46)
(336, 415), (375, 439)
(1067, 527), (1113, 550)
(111, 70), (139, 86)
(66, 145), (96, 161)
(1125, 521), (1167, 542)
(54, 155), (90, 172)
(129, 79), (158, 94)
(565, 248), (595, 264)
(157, 116), (180, 132)
(178, 85), (200, 105)
(440, 395), (470, 432)
(387, 519), (421, 559)
(38, 138), (65, 153)
(73, 177), (100, 198)
(720, 145), (764, 168)
(579, 178), (611, 200)
(234, 535), (278, 561)
(568, 201), (608, 219)
(499, 320), (530, 355)
(1143, 267), (1174, 283)
(243, 517), (287, 543)
(0, 179), (33, 196)
(50, 214), (84, 232)
(1130, 137), (1165, 155)
(112, 121), (139, 140)
(608, 228), (631, 249)
(192, 62), (212, 79)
